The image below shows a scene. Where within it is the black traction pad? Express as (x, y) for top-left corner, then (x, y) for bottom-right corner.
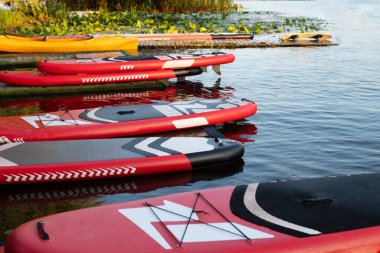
(230, 173), (380, 237)
(79, 99), (243, 123)
(0, 137), (242, 166)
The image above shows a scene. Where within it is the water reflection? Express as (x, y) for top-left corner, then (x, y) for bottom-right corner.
(0, 80), (236, 116)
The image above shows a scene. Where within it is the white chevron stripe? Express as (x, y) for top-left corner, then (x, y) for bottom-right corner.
(12, 174), (20, 182)
(161, 137), (214, 154)
(3, 166), (138, 183)
(26, 173), (35, 181)
(4, 174), (13, 182)
(85, 108), (117, 123)
(128, 166), (137, 174)
(50, 172), (58, 180)
(0, 142), (22, 152)
(19, 174), (27, 181)
(135, 137), (170, 156)
(0, 156), (18, 166)
(86, 169), (95, 177)
(94, 169), (102, 177)
(0, 136), (11, 144)
(115, 167), (123, 175)
(100, 169), (109, 176)
(121, 166), (130, 174)
(57, 172), (65, 180)
(79, 170), (87, 178)
(109, 168), (116, 176)
(153, 105), (183, 117)
(42, 173), (51, 180)
(65, 171), (73, 179)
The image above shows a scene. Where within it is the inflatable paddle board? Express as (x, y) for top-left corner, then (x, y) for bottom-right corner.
(134, 33), (254, 41)
(0, 35), (138, 53)
(0, 159), (243, 205)
(37, 53), (235, 75)
(281, 33), (332, 41)
(5, 173), (380, 252)
(0, 68), (202, 87)
(6, 33), (254, 42)
(0, 137), (243, 184)
(0, 98), (257, 142)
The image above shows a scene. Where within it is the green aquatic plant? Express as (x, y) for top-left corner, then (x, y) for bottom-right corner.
(3, 0), (326, 37)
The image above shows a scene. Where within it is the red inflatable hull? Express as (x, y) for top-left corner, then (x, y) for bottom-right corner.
(0, 99), (257, 142)
(37, 53), (235, 74)
(0, 136), (244, 184)
(134, 33), (254, 41)
(6, 174), (380, 253)
(0, 68), (202, 87)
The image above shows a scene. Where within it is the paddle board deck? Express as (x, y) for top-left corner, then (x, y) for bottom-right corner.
(5, 173), (380, 252)
(37, 53), (235, 74)
(281, 33), (332, 41)
(0, 98), (257, 142)
(0, 137), (243, 184)
(0, 68), (202, 87)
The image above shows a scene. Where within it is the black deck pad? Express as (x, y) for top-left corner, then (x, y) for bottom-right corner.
(0, 137), (241, 166)
(230, 173), (380, 237)
(79, 98), (244, 123)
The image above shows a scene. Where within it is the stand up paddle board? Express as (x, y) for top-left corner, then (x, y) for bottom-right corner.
(5, 173), (380, 252)
(134, 33), (254, 41)
(0, 35), (138, 53)
(0, 137), (243, 184)
(0, 98), (257, 142)
(0, 68), (202, 87)
(0, 160), (243, 205)
(281, 33), (332, 41)
(37, 52), (234, 75)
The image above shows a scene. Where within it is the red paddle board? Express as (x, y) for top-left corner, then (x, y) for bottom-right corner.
(37, 53), (235, 74)
(0, 137), (243, 184)
(0, 68), (202, 87)
(5, 173), (380, 253)
(0, 98), (257, 142)
(134, 33), (254, 41)
(0, 160), (243, 205)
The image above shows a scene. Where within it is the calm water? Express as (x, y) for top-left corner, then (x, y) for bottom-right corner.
(0, 0), (380, 243)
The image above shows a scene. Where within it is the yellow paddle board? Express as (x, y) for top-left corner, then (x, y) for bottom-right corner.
(0, 35), (138, 53)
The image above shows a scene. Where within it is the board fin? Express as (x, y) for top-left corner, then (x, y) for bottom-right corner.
(212, 65), (221, 75)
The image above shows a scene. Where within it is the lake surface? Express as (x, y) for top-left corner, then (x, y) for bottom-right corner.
(0, 0), (379, 243)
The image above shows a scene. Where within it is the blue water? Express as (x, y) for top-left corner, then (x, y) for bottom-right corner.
(0, 0), (379, 242)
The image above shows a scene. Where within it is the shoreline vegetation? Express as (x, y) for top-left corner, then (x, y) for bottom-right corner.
(0, 0), (326, 36)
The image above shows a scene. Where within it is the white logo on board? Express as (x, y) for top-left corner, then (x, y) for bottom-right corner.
(119, 200), (273, 249)
(22, 114), (92, 128)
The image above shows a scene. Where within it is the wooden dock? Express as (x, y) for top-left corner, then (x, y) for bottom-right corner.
(138, 36), (338, 49)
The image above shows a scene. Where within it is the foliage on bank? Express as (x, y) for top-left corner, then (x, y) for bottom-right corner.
(0, 0), (326, 36)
